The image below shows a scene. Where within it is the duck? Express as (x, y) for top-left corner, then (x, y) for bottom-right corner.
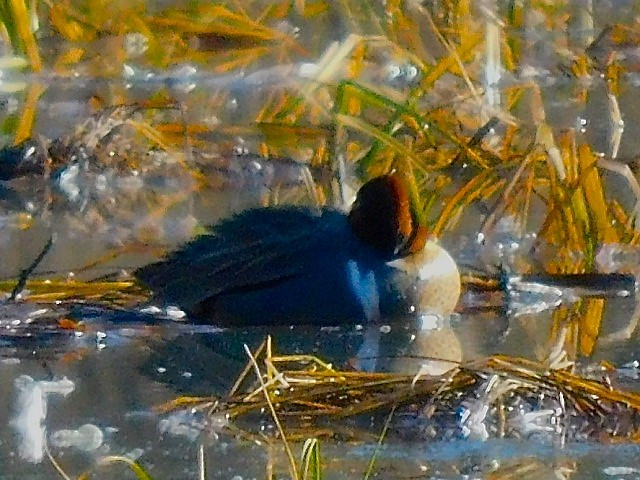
(136, 174), (460, 326)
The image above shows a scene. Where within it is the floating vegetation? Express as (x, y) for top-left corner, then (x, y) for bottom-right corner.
(158, 337), (640, 445)
(76, 456), (154, 480)
(0, 278), (146, 306)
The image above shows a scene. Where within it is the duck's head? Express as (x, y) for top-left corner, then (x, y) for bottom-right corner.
(348, 174), (427, 257)
(348, 174), (461, 316)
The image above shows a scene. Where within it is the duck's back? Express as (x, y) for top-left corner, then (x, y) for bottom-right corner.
(137, 207), (398, 325)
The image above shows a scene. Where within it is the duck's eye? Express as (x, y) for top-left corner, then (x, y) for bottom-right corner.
(348, 175), (426, 257)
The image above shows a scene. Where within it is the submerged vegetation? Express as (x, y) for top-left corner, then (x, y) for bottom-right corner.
(2, 0), (640, 478)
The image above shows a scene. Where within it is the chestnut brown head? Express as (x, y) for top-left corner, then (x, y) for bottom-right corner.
(348, 175), (426, 257)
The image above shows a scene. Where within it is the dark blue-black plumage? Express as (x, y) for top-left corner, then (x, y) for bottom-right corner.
(136, 206), (406, 325)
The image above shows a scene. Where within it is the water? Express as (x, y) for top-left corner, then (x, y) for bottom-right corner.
(3, 1), (640, 478)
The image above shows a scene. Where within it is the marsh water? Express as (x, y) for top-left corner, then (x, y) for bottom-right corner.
(4, 1), (640, 479)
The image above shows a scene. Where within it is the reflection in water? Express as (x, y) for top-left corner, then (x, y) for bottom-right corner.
(49, 423), (103, 452)
(11, 375), (75, 462)
(354, 314), (463, 376)
(389, 315), (463, 376)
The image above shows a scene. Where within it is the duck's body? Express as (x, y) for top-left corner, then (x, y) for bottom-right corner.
(136, 175), (460, 326)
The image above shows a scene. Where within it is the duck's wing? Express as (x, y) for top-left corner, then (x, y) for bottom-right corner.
(136, 207), (343, 311)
